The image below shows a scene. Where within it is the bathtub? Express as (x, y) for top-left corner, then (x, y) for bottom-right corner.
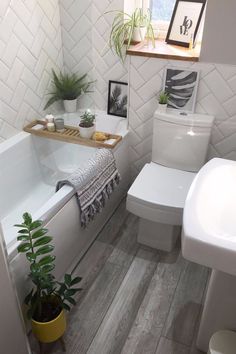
(0, 112), (130, 303)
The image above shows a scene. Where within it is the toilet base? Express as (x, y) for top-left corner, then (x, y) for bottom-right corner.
(137, 218), (180, 251)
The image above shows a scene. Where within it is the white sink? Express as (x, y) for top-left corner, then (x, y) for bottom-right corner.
(182, 157), (236, 276)
(182, 157), (236, 352)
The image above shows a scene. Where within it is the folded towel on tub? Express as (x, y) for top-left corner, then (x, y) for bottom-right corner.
(56, 148), (120, 228)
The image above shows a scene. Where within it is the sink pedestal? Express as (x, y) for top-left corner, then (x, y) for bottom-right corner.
(197, 269), (236, 352)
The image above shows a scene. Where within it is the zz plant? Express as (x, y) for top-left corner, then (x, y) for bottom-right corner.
(15, 213), (82, 322)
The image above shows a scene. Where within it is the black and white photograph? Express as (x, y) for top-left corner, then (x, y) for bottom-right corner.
(108, 81), (128, 118)
(163, 67), (200, 112)
(166, 0), (206, 47)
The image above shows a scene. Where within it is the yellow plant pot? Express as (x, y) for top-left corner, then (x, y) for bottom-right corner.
(31, 310), (66, 343)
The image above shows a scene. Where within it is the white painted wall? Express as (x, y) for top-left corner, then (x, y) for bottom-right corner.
(0, 0), (64, 142)
(201, 0), (236, 65)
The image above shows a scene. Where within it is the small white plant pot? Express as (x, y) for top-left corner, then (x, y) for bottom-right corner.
(132, 26), (146, 42)
(79, 124), (95, 139)
(63, 99), (77, 113)
(158, 103), (168, 113)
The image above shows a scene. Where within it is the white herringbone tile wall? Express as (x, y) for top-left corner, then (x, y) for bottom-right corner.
(129, 58), (236, 176)
(60, 0), (236, 177)
(0, 0), (63, 142)
(60, 0), (128, 110)
(2, 0), (236, 178)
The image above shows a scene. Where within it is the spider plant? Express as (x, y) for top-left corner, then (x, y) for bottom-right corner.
(44, 69), (94, 110)
(106, 8), (155, 62)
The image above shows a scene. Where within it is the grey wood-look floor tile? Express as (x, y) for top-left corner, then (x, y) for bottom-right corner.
(72, 240), (114, 302)
(163, 261), (209, 347)
(63, 261), (129, 354)
(121, 247), (187, 354)
(86, 248), (158, 354)
(156, 337), (189, 354)
(108, 213), (139, 268)
(97, 198), (129, 245)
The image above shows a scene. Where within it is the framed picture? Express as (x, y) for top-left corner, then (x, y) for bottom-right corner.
(163, 66), (200, 113)
(166, 0), (206, 48)
(107, 80), (128, 118)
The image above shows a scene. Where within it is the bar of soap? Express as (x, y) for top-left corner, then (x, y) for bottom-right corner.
(32, 124), (45, 130)
(105, 139), (117, 145)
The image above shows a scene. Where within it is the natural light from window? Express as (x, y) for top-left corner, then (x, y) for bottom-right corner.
(150, 0), (175, 22)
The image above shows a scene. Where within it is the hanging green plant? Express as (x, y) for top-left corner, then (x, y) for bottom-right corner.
(105, 8), (155, 62)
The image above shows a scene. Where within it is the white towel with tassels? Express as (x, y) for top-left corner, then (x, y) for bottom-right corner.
(56, 148), (120, 228)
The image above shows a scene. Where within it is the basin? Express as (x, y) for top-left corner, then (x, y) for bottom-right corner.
(182, 158), (236, 352)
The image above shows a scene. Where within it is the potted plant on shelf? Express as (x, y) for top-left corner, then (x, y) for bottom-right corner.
(15, 213), (82, 345)
(79, 109), (96, 139)
(106, 8), (155, 62)
(158, 91), (169, 112)
(44, 69), (94, 113)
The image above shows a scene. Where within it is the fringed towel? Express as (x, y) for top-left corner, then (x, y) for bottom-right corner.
(56, 148), (120, 228)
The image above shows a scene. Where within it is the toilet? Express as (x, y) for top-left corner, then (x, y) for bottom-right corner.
(126, 110), (214, 251)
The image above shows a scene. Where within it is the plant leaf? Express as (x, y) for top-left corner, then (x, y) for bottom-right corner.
(66, 297), (76, 306)
(38, 255), (55, 266)
(70, 276), (82, 286)
(29, 220), (43, 231)
(17, 235), (30, 241)
(33, 236), (52, 248)
(17, 243), (31, 253)
(64, 274), (72, 286)
(26, 252), (37, 262)
(17, 229), (29, 234)
(36, 245), (54, 256)
(65, 288), (81, 297)
(23, 213), (32, 226)
(41, 264), (55, 273)
(32, 228), (48, 239)
(62, 303), (71, 311)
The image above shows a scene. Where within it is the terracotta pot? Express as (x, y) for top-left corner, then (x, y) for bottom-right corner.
(63, 99), (77, 113)
(79, 124), (95, 139)
(31, 309), (66, 343)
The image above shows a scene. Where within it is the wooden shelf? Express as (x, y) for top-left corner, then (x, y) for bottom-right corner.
(24, 121), (122, 149)
(127, 39), (200, 62)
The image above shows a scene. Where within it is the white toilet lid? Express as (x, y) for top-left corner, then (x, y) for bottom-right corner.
(128, 163), (196, 210)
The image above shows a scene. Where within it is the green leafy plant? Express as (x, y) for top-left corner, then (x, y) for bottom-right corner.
(158, 91), (169, 104)
(44, 69), (94, 110)
(79, 110), (96, 128)
(15, 213), (82, 322)
(106, 8), (155, 62)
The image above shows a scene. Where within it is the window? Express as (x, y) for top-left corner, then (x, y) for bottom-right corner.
(151, 0), (175, 22)
(150, 0), (175, 38)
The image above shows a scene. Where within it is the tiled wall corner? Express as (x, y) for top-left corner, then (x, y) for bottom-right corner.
(129, 57), (236, 177)
(0, 0), (64, 142)
(59, 0), (94, 109)
(60, 0), (128, 111)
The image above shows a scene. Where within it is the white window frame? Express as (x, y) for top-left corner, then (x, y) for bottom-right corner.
(124, 0), (171, 39)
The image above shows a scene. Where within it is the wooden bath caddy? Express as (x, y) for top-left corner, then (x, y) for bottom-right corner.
(24, 120), (122, 149)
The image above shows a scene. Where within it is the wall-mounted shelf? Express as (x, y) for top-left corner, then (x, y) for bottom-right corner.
(24, 121), (122, 149)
